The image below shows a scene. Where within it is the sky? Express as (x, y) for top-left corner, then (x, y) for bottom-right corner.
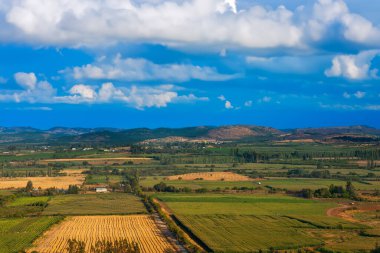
(0, 0), (380, 129)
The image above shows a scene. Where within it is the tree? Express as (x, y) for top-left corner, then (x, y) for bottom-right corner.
(346, 181), (356, 198)
(300, 189), (313, 199)
(67, 185), (80, 194)
(25, 180), (33, 192)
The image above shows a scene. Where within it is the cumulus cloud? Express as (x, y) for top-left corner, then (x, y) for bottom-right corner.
(0, 0), (379, 51)
(325, 50), (380, 80)
(218, 95), (226, 101)
(66, 55), (237, 82)
(69, 84), (97, 100)
(0, 0), (303, 49)
(0, 80), (57, 103)
(14, 72), (37, 89)
(225, 100), (233, 109)
(308, 0), (380, 44)
(0, 74), (208, 109)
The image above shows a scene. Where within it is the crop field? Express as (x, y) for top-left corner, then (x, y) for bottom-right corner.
(29, 215), (177, 253)
(0, 176), (85, 189)
(8, 196), (50, 207)
(156, 193), (366, 252)
(0, 216), (62, 253)
(167, 172), (254, 181)
(157, 193), (337, 216)
(39, 157), (152, 165)
(264, 178), (380, 191)
(85, 174), (123, 184)
(43, 193), (146, 215)
(141, 176), (259, 190)
(177, 214), (321, 252)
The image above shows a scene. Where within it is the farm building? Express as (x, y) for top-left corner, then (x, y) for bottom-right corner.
(95, 187), (108, 193)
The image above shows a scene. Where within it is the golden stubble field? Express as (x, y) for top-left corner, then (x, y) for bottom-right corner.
(0, 175), (85, 189)
(28, 215), (178, 253)
(167, 172), (254, 181)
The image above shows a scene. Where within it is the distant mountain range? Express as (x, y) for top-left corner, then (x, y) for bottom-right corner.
(0, 125), (379, 145)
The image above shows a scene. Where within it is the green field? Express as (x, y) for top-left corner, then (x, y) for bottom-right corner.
(156, 193), (364, 252)
(264, 178), (380, 191)
(140, 176), (259, 190)
(157, 193), (336, 216)
(177, 214), (321, 252)
(85, 174), (123, 184)
(0, 216), (62, 253)
(8, 196), (50, 207)
(43, 193), (146, 215)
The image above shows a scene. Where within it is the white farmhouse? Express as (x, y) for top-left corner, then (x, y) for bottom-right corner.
(95, 187), (108, 193)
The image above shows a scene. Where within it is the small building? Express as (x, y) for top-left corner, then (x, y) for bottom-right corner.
(95, 187), (108, 193)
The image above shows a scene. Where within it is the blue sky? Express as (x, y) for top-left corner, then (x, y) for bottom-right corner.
(0, 0), (380, 129)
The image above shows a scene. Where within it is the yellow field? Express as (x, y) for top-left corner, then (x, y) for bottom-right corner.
(28, 215), (177, 253)
(0, 175), (85, 189)
(60, 169), (87, 175)
(167, 172), (253, 181)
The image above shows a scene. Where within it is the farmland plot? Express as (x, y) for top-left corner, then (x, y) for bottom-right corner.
(43, 193), (146, 215)
(29, 215), (177, 253)
(0, 175), (85, 189)
(167, 172), (253, 181)
(0, 216), (62, 253)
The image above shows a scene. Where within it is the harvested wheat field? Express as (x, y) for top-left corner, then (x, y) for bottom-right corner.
(0, 175), (85, 189)
(167, 172), (254, 181)
(28, 215), (178, 253)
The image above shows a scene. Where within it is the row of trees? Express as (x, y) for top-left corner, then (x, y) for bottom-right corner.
(23, 181), (80, 196)
(300, 181), (357, 199)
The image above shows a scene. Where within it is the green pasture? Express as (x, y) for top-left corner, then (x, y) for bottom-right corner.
(157, 193), (364, 252)
(0, 216), (62, 253)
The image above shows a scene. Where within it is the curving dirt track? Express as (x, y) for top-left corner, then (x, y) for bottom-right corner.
(327, 202), (380, 223)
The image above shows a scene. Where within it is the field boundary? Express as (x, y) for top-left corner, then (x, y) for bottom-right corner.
(151, 198), (207, 253)
(170, 214), (213, 252)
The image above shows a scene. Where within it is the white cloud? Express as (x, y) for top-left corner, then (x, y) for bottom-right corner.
(309, 0), (380, 44)
(1, 0), (380, 51)
(67, 55), (237, 82)
(225, 100), (233, 109)
(0, 80), (57, 103)
(244, 100), (252, 107)
(0, 76), (208, 109)
(354, 91), (366, 99)
(69, 84), (97, 100)
(14, 72), (37, 89)
(218, 95), (226, 101)
(0, 0), (303, 49)
(217, 0), (237, 14)
(325, 50), (380, 80)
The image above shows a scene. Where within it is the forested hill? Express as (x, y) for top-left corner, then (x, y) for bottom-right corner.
(0, 125), (379, 145)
